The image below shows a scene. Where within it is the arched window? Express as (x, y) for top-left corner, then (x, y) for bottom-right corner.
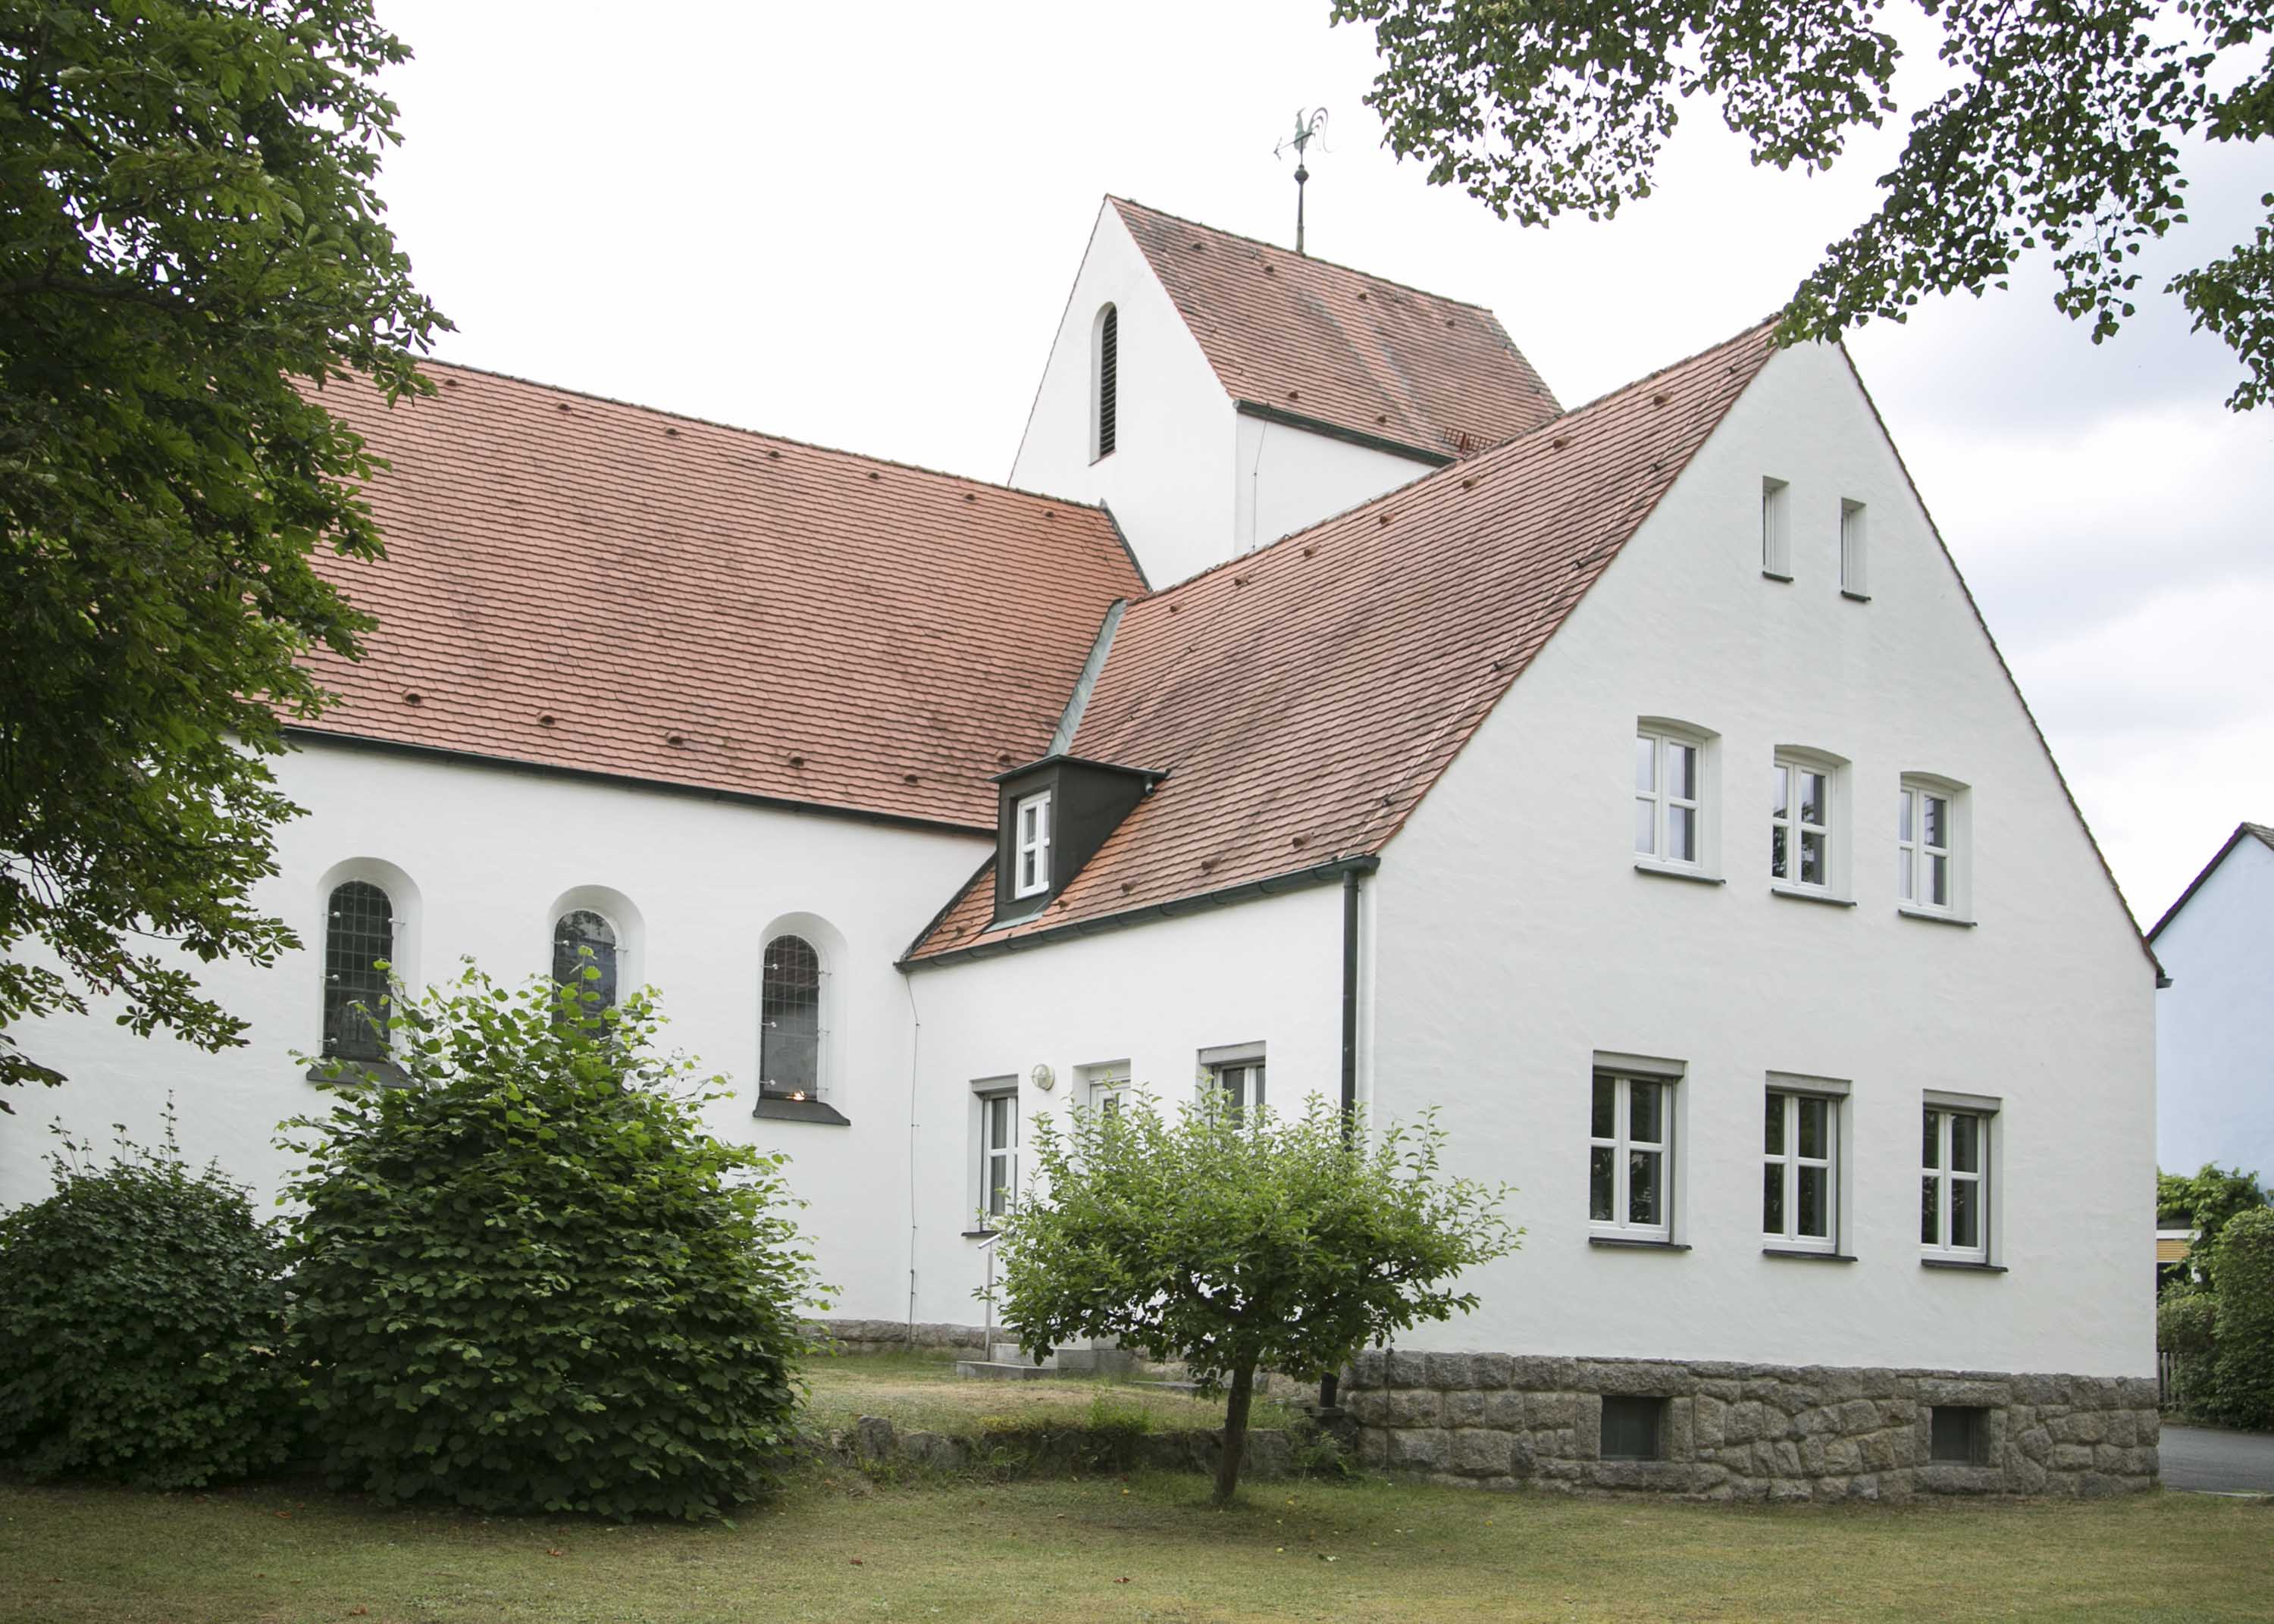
(552, 908), (619, 1020)
(760, 934), (822, 1098)
(1093, 303), (1118, 461)
(322, 880), (393, 1059)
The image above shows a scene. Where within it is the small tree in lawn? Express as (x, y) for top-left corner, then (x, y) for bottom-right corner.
(990, 1090), (1518, 1506)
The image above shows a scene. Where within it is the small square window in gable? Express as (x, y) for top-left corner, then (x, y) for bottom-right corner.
(1840, 499), (1868, 599)
(1761, 477), (1792, 580)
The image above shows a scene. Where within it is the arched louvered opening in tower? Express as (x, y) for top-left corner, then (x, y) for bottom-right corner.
(1093, 303), (1118, 461)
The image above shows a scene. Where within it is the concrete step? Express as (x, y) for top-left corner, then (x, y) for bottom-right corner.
(954, 1360), (1069, 1382)
(988, 1343), (1057, 1369)
(1053, 1346), (1136, 1378)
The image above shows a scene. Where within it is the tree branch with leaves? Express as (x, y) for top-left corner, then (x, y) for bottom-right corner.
(0, 0), (448, 1100)
(1336, 0), (2274, 408)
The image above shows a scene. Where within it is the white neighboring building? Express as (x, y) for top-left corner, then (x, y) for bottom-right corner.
(2150, 824), (2274, 1181)
(5, 198), (2161, 1497)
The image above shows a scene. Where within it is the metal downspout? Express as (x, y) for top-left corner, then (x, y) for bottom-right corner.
(1320, 865), (1364, 1415)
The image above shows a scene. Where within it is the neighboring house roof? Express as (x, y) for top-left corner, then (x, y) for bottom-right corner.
(297, 362), (1145, 832)
(905, 321), (1781, 964)
(1108, 197), (1561, 464)
(2147, 821), (2274, 943)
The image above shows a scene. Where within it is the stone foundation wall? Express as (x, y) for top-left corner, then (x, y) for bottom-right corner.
(1341, 1352), (2157, 1500)
(807, 1319), (989, 1356)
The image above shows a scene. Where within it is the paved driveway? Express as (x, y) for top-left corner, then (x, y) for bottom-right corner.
(2160, 1425), (2274, 1493)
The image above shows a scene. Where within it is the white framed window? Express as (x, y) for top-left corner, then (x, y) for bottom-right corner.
(1634, 724), (1707, 869)
(1763, 1087), (1838, 1252)
(1201, 1041), (1265, 1123)
(1922, 1105), (1991, 1261)
(1898, 779), (1961, 914)
(1771, 753), (1839, 893)
(1840, 499), (1868, 598)
(1078, 1059), (1132, 1117)
(1762, 477), (1792, 579)
(1013, 790), (1053, 899)
(979, 1087), (1019, 1222)
(1589, 1069), (1672, 1241)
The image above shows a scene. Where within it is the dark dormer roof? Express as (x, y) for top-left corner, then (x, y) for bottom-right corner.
(985, 754), (1167, 928)
(1108, 197), (1561, 463)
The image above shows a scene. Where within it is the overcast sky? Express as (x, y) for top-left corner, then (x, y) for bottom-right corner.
(369, 0), (2269, 928)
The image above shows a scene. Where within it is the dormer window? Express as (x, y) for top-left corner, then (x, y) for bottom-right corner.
(990, 754), (1163, 925)
(1013, 790), (1054, 898)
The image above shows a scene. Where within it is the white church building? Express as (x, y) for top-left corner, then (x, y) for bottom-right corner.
(5, 198), (2163, 1497)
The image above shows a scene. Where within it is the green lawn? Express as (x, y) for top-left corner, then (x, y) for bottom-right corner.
(3, 1472), (2269, 1623)
(800, 1348), (1303, 1437)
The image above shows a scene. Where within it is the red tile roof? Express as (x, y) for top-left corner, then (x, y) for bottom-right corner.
(1110, 197), (1561, 462)
(296, 363), (1145, 830)
(906, 322), (1781, 961)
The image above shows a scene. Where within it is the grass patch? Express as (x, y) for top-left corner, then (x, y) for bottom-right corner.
(2, 1472), (2269, 1622)
(800, 1348), (1305, 1438)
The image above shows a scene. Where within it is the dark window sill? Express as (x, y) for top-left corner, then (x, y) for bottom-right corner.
(1898, 906), (1976, 928)
(1921, 1257), (2006, 1273)
(753, 1095), (851, 1126)
(1762, 569), (1793, 584)
(1770, 884), (1856, 909)
(962, 1228), (999, 1240)
(1762, 1247), (1856, 1263)
(305, 1057), (406, 1087)
(1841, 589), (1872, 602)
(1589, 1235), (1691, 1252)
(1634, 861), (1724, 886)
(988, 899), (1051, 931)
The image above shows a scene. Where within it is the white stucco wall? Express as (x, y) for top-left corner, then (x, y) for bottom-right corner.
(1233, 413), (1437, 555)
(0, 740), (988, 1323)
(2155, 836), (2274, 1180)
(1366, 342), (2157, 1376)
(901, 884), (1343, 1328)
(1008, 204), (1236, 591)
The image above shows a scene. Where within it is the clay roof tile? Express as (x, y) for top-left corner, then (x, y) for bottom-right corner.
(296, 363), (1142, 829)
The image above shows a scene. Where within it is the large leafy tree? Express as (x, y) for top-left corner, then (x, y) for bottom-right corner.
(2159, 1162), (2269, 1254)
(990, 1092), (1518, 1506)
(1336, 0), (2274, 408)
(0, 2), (445, 1100)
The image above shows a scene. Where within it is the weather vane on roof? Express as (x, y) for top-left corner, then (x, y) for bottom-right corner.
(1275, 107), (1328, 257)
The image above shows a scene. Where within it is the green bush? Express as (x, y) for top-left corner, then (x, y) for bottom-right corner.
(0, 1115), (295, 1488)
(284, 962), (824, 1520)
(2156, 1288), (2219, 1415)
(2205, 1207), (2274, 1430)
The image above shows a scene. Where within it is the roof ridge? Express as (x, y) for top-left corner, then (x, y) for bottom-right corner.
(1105, 195), (1508, 320)
(398, 356), (1115, 516)
(1129, 315), (1781, 605)
(908, 318), (1787, 964)
(1546, 313), (1788, 422)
